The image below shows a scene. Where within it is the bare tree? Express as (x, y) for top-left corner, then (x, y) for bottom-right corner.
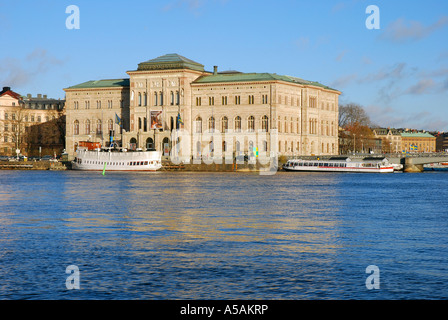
(339, 103), (371, 128)
(338, 103), (376, 154)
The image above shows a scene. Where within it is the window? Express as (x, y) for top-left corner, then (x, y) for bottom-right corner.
(170, 91), (174, 105)
(235, 96), (240, 105)
(97, 120), (102, 134)
(208, 117), (215, 132)
(154, 92), (158, 106)
(144, 93), (147, 106)
(85, 119), (90, 134)
(176, 91), (180, 105)
(74, 120), (79, 135)
(248, 95), (254, 104)
(221, 116), (228, 133)
(234, 116), (241, 132)
(309, 97), (317, 108)
(262, 94), (268, 104)
(4, 124), (8, 132)
(138, 93), (142, 106)
(262, 115), (269, 132)
(209, 97), (214, 105)
(196, 97), (202, 106)
(4, 113), (8, 120)
(222, 96), (227, 105)
(159, 92), (163, 105)
(97, 100), (102, 109)
(248, 116), (255, 132)
(195, 117), (202, 133)
(37, 116), (41, 122)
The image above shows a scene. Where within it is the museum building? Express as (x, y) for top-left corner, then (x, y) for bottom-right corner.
(64, 54), (341, 161)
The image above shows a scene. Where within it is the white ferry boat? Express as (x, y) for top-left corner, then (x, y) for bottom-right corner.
(73, 147), (162, 172)
(282, 157), (394, 173)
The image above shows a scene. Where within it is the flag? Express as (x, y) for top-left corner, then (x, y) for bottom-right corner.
(115, 113), (122, 127)
(177, 113), (183, 126)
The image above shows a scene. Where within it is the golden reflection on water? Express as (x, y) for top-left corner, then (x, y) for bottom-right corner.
(62, 172), (343, 256)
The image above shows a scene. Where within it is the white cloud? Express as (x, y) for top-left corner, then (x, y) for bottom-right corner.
(380, 16), (448, 43)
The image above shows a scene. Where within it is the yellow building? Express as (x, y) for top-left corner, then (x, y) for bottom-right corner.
(64, 54), (341, 161)
(0, 87), (65, 157)
(401, 132), (436, 153)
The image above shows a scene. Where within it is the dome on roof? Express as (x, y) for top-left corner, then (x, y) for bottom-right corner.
(137, 53), (204, 72)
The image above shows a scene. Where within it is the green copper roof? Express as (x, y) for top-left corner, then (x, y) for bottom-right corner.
(66, 79), (130, 89)
(193, 72), (338, 91)
(137, 53), (204, 72)
(401, 132), (435, 138)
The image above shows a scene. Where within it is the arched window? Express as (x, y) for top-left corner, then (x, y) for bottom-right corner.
(144, 93), (147, 106)
(170, 91), (174, 105)
(138, 93), (142, 106)
(235, 116), (241, 132)
(221, 116), (228, 133)
(74, 120), (79, 135)
(195, 117), (202, 133)
(154, 92), (158, 106)
(85, 119), (90, 135)
(159, 92), (163, 105)
(176, 91), (180, 105)
(262, 115), (269, 132)
(248, 116), (255, 132)
(146, 137), (154, 150)
(96, 120), (102, 134)
(138, 117), (142, 130)
(208, 116), (215, 132)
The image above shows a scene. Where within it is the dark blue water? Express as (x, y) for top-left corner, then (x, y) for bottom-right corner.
(1, 170), (447, 300)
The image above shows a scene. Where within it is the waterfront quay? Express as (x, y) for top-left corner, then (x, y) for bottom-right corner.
(0, 160), (67, 171)
(2, 152), (448, 172)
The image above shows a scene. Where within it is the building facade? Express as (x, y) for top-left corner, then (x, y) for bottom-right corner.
(64, 54), (341, 161)
(373, 128), (402, 153)
(401, 132), (436, 153)
(0, 87), (65, 157)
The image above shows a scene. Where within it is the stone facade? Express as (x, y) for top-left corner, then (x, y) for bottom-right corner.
(64, 54), (341, 161)
(0, 87), (65, 157)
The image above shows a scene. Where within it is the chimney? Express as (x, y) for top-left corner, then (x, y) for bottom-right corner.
(43, 95), (47, 99)
(213, 66), (218, 75)
(1, 86), (11, 94)
(37, 94), (42, 98)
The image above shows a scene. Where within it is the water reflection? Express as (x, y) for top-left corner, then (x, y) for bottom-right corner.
(1, 170), (448, 299)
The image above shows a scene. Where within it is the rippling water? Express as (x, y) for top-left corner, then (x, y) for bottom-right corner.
(1, 170), (447, 300)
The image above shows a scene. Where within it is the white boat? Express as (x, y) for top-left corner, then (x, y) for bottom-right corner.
(282, 157), (394, 173)
(73, 147), (162, 171)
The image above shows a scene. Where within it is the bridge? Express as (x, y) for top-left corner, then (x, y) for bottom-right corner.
(387, 153), (448, 172)
(296, 153), (448, 172)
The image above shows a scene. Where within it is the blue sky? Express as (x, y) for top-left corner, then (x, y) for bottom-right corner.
(1, 0), (447, 131)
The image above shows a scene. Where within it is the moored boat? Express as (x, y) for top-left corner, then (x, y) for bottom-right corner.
(72, 146), (162, 171)
(424, 163), (448, 171)
(282, 157), (394, 173)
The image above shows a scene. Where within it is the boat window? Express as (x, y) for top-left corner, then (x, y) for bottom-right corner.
(324, 163), (328, 167)
(304, 163), (309, 166)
